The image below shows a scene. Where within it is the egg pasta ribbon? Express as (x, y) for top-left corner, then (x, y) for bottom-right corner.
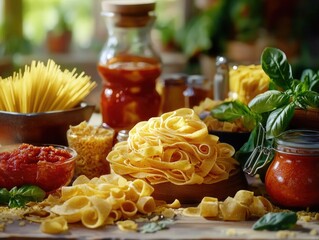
(107, 108), (239, 185)
(43, 173), (159, 231)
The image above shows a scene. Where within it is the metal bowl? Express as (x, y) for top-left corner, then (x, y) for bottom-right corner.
(0, 102), (95, 145)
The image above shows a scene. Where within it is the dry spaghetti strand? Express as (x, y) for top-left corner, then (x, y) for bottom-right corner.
(0, 59), (96, 113)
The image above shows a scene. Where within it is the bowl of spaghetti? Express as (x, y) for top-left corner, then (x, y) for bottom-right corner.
(0, 60), (96, 145)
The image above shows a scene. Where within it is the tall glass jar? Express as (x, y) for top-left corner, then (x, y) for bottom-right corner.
(98, 1), (161, 131)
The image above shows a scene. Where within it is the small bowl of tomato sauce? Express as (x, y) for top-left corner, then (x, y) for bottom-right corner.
(0, 143), (77, 193)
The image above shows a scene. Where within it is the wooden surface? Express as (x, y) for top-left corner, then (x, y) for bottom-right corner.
(1, 213), (319, 239)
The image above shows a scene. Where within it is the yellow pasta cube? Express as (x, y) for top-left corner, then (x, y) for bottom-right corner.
(40, 216), (68, 234)
(219, 197), (249, 221)
(234, 190), (254, 206)
(222, 121), (234, 132)
(199, 197), (219, 218)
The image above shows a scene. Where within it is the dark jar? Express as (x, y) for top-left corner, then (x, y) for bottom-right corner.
(265, 129), (319, 209)
(98, 1), (161, 131)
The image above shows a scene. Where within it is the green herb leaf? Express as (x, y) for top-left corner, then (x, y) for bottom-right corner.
(248, 90), (290, 114)
(8, 195), (28, 208)
(297, 91), (319, 108)
(261, 47), (293, 90)
(301, 69), (319, 92)
(266, 103), (295, 138)
(139, 219), (174, 234)
(252, 212), (298, 231)
(4, 185), (46, 208)
(211, 101), (258, 131)
(0, 188), (10, 204)
(211, 101), (251, 121)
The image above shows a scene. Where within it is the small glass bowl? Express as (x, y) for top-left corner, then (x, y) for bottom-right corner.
(0, 143), (77, 192)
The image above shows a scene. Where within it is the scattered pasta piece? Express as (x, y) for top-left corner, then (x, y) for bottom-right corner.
(199, 197), (219, 218)
(182, 207), (201, 217)
(40, 216), (68, 234)
(182, 190), (273, 221)
(117, 220), (138, 232)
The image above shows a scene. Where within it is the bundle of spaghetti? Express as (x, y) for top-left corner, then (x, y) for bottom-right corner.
(107, 108), (239, 185)
(0, 59), (96, 113)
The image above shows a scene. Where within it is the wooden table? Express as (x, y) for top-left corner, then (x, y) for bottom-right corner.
(1, 213), (319, 239)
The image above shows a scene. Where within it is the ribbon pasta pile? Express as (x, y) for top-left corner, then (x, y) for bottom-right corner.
(39, 173), (164, 233)
(107, 108), (239, 185)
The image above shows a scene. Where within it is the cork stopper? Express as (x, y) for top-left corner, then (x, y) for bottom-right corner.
(101, 0), (155, 27)
(101, 0), (155, 16)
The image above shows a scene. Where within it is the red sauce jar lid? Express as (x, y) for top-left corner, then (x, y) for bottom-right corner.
(275, 129), (319, 155)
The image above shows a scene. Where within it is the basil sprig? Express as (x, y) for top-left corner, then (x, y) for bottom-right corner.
(250, 47), (319, 139)
(210, 47), (319, 171)
(0, 185), (46, 208)
(252, 212), (298, 231)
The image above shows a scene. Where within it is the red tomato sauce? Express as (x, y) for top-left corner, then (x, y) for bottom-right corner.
(98, 55), (161, 131)
(0, 144), (75, 192)
(265, 151), (319, 208)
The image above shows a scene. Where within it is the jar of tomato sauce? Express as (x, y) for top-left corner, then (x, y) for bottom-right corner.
(98, 1), (161, 131)
(265, 129), (319, 208)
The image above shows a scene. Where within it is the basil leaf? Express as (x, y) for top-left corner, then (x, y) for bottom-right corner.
(301, 69), (319, 92)
(0, 188), (10, 204)
(211, 101), (251, 121)
(15, 185), (46, 202)
(8, 195), (28, 208)
(261, 47), (293, 90)
(266, 103), (295, 138)
(253, 212), (297, 231)
(248, 90), (290, 114)
(9, 186), (18, 195)
(297, 91), (319, 108)
(211, 101), (258, 130)
(7, 185), (46, 208)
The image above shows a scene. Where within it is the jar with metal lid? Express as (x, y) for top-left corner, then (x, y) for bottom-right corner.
(265, 129), (319, 208)
(161, 73), (187, 113)
(213, 56), (229, 101)
(98, 0), (161, 132)
(245, 129), (319, 208)
(183, 75), (212, 108)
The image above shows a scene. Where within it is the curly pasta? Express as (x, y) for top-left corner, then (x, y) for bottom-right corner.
(107, 108), (239, 185)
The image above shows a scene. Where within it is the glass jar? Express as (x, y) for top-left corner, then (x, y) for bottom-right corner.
(161, 73), (187, 113)
(265, 130), (319, 208)
(98, 1), (161, 132)
(183, 75), (212, 108)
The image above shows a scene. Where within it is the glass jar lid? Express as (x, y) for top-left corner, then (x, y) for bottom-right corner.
(275, 129), (319, 155)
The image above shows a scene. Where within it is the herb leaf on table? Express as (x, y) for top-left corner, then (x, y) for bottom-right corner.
(252, 212), (298, 231)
